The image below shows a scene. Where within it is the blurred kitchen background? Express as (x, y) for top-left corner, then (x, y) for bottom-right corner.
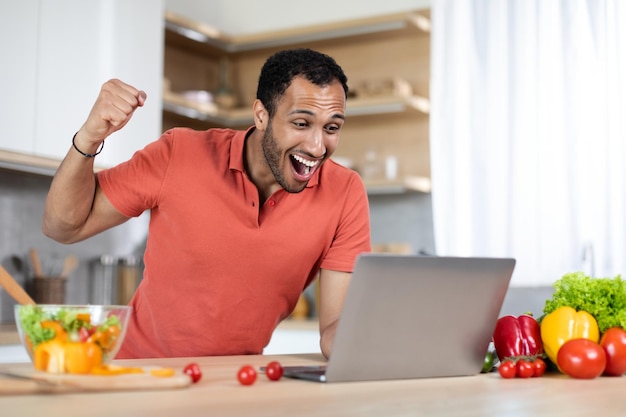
(1, 0), (624, 340)
(0, 0), (439, 325)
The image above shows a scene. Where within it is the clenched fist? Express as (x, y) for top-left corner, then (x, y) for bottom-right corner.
(75, 79), (147, 153)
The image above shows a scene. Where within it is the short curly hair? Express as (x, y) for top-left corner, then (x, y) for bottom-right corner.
(256, 48), (349, 118)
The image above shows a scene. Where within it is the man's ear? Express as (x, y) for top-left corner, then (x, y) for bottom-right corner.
(253, 100), (268, 131)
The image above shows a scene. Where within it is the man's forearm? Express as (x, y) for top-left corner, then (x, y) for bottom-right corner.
(320, 319), (338, 359)
(42, 79), (146, 243)
(42, 139), (99, 243)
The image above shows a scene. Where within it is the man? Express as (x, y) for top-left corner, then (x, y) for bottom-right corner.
(43, 48), (371, 359)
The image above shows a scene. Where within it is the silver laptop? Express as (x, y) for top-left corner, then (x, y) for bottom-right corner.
(280, 254), (515, 383)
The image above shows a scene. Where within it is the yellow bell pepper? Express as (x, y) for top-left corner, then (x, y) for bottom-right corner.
(88, 324), (121, 351)
(150, 367), (176, 378)
(91, 364), (145, 376)
(40, 320), (68, 342)
(32, 320), (71, 373)
(64, 341), (103, 374)
(540, 306), (600, 364)
(34, 339), (66, 373)
(76, 313), (91, 323)
(34, 340), (103, 374)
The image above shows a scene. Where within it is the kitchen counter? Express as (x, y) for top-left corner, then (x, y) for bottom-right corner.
(0, 319), (319, 347)
(0, 324), (19, 345)
(1, 353), (625, 416)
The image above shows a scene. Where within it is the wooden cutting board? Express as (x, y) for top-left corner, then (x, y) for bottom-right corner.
(0, 363), (192, 395)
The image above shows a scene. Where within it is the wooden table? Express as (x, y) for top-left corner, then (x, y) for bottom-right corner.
(1, 353), (625, 417)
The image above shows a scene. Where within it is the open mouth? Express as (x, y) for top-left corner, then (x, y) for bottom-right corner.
(290, 154), (320, 178)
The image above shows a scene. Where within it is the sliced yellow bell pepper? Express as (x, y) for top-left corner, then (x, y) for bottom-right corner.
(64, 341), (103, 374)
(88, 324), (121, 351)
(91, 364), (145, 376)
(540, 306), (600, 364)
(150, 367), (176, 378)
(34, 340), (103, 374)
(76, 313), (91, 323)
(34, 339), (66, 373)
(40, 320), (68, 342)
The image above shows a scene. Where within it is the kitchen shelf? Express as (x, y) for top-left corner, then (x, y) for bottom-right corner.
(163, 91), (252, 127)
(0, 149), (60, 176)
(163, 8), (432, 196)
(163, 91), (430, 128)
(0, 149), (106, 177)
(165, 9), (430, 54)
(364, 177), (431, 195)
(346, 95), (430, 116)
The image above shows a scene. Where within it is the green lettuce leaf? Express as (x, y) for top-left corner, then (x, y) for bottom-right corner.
(543, 272), (626, 333)
(17, 305), (55, 349)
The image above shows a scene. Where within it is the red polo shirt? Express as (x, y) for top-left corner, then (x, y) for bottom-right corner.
(97, 127), (371, 358)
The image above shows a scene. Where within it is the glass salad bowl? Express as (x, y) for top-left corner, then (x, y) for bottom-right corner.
(14, 304), (132, 374)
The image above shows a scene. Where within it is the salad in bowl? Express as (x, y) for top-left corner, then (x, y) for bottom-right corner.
(15, 304), (132, 374)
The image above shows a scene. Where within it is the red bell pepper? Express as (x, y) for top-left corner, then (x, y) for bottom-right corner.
(493, 314), (543, 361)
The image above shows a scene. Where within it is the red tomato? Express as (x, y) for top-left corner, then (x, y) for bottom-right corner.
(237, 365), (257, 386)
(265, 361), (283, 381)
(498, 360), (516, 378)
(183, 362), (202, 383)
(532, 358), (546, 377)
(78, 327), (90, 342)
(516, 360), (534, 378)
(600, 327), (626, 376)
(557, 338), (606, 379)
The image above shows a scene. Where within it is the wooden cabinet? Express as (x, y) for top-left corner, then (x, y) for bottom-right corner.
(163, 10), (431, 194)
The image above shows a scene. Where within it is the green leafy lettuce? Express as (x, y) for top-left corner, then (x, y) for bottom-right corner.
(17, 305), (114, 350)
(17, 304), (55, 349)
(543, 271), (626, 333)
(97, 315), (121, 333)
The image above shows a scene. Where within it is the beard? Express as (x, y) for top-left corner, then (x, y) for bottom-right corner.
(261, 122), (307, 194)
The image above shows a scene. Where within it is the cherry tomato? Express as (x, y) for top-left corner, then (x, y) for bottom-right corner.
(77, 327), (90, 342)
(532, 358), (546, 377)
(237, 365), (257, 386)
(516, 360), (534, 378)
(498, 360), (516, 378)
(265, 361), (283, 381)
(183, 362), (202, 383)
(600, 327), (626, 376)
(557, 338), (606, 379)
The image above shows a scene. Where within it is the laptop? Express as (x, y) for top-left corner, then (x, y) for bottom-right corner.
(280, 253), (515, 383)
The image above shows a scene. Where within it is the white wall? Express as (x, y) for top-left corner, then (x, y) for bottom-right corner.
(0, 1), (39, 155)
(0, 0), (164, 167)
(164, 0), (430, 35)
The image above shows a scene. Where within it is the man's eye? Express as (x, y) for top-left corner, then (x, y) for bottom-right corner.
(293, 121), (308, 128)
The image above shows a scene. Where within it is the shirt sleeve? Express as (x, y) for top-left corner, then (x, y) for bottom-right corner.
(97, 130), (175, 218)
(320, 173), (372, 272)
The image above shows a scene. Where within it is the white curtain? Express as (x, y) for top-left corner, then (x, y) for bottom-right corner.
(430, 0), (626, 286)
